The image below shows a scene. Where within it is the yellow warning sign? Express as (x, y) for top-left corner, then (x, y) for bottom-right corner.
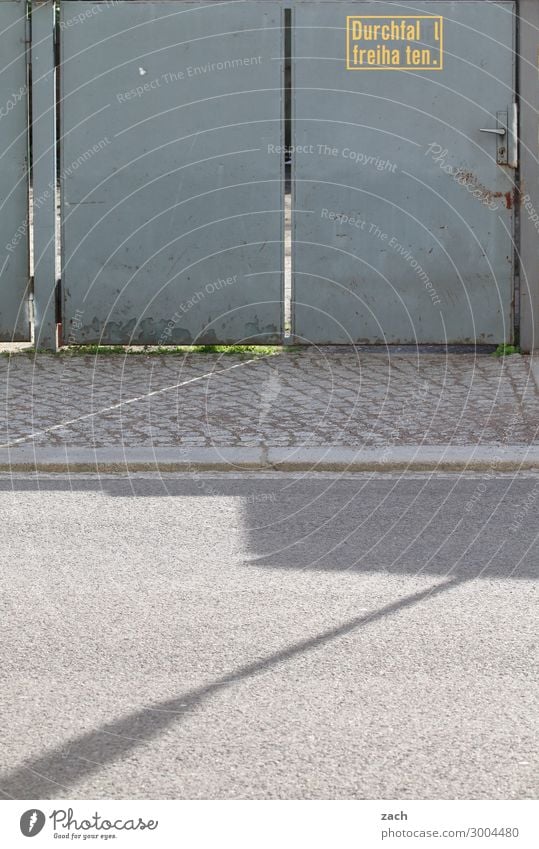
(346, 15), (443, 71)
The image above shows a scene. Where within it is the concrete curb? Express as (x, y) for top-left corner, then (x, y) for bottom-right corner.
(0, 445), (537, 472)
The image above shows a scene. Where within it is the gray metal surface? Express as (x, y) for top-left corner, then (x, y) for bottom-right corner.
(32, 0), (57, 350)
(0, 0), (29, 341)
(60, 1), (283, 345)
(518, 0), (539, 353)
(292, 1), (516, 345)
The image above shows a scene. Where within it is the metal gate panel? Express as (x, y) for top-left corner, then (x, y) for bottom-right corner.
(0, 0), (29, 341)
(60, 1), (283, 345)
(292, 1), (516, 345)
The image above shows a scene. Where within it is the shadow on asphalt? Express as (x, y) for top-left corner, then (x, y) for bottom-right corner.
(0, 474), (536, 579)
(0, 474), (536, 797)
(0, 576), (464, 799)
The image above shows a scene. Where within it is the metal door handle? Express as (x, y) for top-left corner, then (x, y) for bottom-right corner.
(479, 127), (506, 135)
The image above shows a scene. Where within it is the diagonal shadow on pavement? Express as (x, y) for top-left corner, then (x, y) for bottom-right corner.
(0, 576), (464, 799)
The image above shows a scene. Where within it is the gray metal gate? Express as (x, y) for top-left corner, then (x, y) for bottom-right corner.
(59, 0), (284, 345)
(0, 0), (30, 341)
(292, 0), (517, 345)
(8, 0), (523, 348)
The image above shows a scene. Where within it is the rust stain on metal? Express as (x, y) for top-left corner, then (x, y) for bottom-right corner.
(453, 169), (506, 205)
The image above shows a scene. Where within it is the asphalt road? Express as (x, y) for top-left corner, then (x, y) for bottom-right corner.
(0, 472), (537, 800)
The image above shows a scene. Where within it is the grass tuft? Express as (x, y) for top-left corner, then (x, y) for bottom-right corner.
(1, 344), (302, 357)
(492, 343), (520, 358)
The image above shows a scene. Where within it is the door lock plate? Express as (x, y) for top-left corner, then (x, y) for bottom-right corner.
(496, 110), (508, 164)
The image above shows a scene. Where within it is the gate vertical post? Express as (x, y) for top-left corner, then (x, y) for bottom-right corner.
(519, 0), (539, 353)
(32, 0), (58, 350)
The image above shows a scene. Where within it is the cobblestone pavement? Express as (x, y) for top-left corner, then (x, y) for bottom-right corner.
(0, 349), (537, 451)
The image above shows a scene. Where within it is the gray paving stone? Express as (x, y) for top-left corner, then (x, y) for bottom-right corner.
(0, 351), (537, 454)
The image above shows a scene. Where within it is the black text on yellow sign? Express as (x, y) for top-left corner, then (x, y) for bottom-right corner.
(346, 16), (444, 70)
